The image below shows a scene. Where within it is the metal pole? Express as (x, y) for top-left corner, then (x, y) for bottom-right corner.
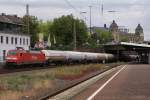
(101, 4), (104, 16)
(89, 6), (92, 35)
(73, 20), (76, 51)
(26, 4), (30, 34)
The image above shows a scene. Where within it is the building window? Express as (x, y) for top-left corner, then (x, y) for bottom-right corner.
(6, 37), (8, 44)
(20, 38), (22, 45)
(26, 39), (28, 45)
(15, 37), (17, 45)
(23, 38), (25, 45)
(1, 36), (3, 43)
(11, 37), (14, 44)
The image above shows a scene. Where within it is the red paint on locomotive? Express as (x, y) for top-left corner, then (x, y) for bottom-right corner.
(6, 50), (46, 65)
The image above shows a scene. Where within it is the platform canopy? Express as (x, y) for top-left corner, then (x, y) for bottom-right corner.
(104, 42), (150, 51)
(120, 42), (150, 48)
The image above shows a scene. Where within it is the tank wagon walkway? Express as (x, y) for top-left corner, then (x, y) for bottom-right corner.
(73, 65), (150, 100)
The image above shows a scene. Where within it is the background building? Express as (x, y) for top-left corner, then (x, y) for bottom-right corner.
(109, 20), (144, 43)
(0, 13), (30, 62)
(118, 26), (129, 33)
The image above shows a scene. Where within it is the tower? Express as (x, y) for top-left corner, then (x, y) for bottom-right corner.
(135, 24), (143, 36)
(109, 20), (119, 42)
(26, 4), (29, 16)
(135, 24), (144, 43)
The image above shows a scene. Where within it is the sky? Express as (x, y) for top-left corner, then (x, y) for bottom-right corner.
(0, 0), (150, 40)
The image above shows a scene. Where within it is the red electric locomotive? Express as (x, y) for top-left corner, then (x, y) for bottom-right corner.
(6, 49), (46, 65)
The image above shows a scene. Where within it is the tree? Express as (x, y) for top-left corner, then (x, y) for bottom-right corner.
(22, 15), (39, 47)
(95, 29), (113, 44)
(51, 15), (88, 49)
(37, 20), (52, 41)
(75, 19), (88, 45)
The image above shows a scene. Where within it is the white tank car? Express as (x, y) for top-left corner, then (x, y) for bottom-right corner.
(41, 50), (114, 63)
(41, 50), (68, 62)
(83, 53), (96, 61)
(66, 51), (85, 61)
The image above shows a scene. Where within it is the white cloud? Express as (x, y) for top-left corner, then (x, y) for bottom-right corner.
(0, 0), (149, 40)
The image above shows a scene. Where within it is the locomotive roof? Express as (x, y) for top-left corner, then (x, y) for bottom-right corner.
(8, 50), (42, 54)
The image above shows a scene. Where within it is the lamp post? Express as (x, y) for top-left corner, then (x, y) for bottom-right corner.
(80, 11), (87, 23)
(26, 4), (30, 34)
(73, 19), (76, 51)
(108, 10), (118, 21)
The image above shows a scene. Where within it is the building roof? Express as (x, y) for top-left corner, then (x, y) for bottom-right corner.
(0, 13), (23, 25)
(0, 31), (31, 36)
(90, 26), (109, 33)
(136, 24), (143, 30)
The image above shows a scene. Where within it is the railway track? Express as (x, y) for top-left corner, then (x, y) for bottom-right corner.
(0, 62), (127, 99)
(0, 63), (60, 75)
(39, 66), (113, 100)
(0, 63), (102, 75)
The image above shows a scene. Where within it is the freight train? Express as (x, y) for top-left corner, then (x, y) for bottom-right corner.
(5, 49), (115, 66)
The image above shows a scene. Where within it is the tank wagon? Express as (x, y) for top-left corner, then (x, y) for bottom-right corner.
(41, 50), (114, 64)
(5, 49), (114, 66)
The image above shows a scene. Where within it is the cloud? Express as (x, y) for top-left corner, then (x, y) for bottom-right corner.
(0, 0), (149, 40)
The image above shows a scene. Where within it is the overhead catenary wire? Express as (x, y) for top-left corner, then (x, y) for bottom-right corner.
(63, 0), (85, 18)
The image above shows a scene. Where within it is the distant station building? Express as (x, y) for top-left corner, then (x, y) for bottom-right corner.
(90, 24), (109, 43)
(118, 26), (129, 33)
(90, 24), (109, 34)
(109, 20), (144, 43)
(0, 13), (30, 62)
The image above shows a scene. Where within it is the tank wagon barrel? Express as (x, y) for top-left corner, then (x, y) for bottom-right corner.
(41, 50), (114, 64)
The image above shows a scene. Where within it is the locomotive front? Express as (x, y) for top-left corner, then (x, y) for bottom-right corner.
(5, 50), (21, 65)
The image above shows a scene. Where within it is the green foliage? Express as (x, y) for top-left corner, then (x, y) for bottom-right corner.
(1, 75), (32, 91)
(38, 20), (52, 41)
(51, 15), (88, 49)
(0, 63), (124, 93)
(0, 73), (54, 91)
(75, 19), (88, 45)
(95, 29), (113, 44)
(87, 29), (112, 49)
(22, 14), (114, 50)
